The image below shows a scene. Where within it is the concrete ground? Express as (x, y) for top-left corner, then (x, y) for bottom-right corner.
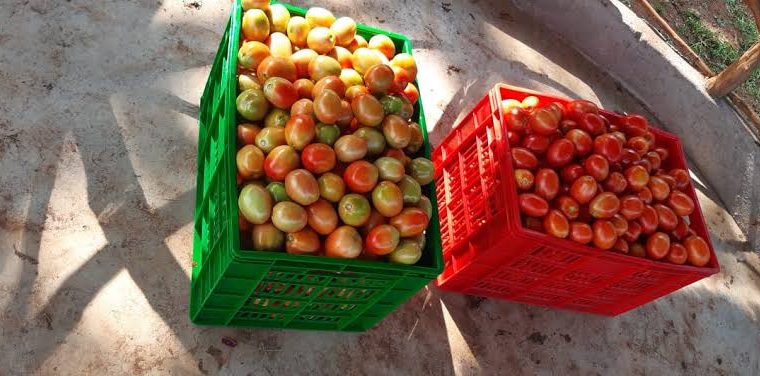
(0, 0), (758, 374)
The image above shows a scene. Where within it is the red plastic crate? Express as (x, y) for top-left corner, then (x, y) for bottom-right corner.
(433, 83), (720, 316)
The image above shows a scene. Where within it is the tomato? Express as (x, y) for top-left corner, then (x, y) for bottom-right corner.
(543, 209), (569, 238)
(312, 89), (342, 125)
(603, 171), (627, 194)
(612, 238), (629, 254)
(382, 114), (412, 149)
(363, 33), (395, 59)
(558, 119), (577, 133)
(579, 113), (605, 136)
(514, 169), (535, 191)
(318, 172), (345, 203)
(518, 193), (549, 217)
(371, 181), (404, 217)
(560, 164), (584, 184)
(564, 129), (592, 156)
(336, 100), (354, 127)
(282, 114), (315, 151)
(390, 207), (429, 237)
(343, 160), (379, 193)
(337, 193), (371, 226)
(261, 77), (297, 110)
(375, 157), (405, 183)
(593, 134), (623, 162)
(257, 56), (297, 83)
(304, 6), (335, 28)
(671, 217), (690, 241)
(239, 210), (253, 231)
(397, 95), (415, 120)
(360, 209), (387, 234)
(263, 109), (288, 129)
(521, 134), (551, 155)
(328, 16), (356, 46)
(625, 242), (644, 258)
(238, 41), (270, 70)
(351, 47), (383, 75)
(684, 236), (710, 266)
(287, 16), (311, 47)
(251, 222), (285, 251)
(236, 89), (271, 121)
(623, 220), (642, 242)
(661, 242), (687, 265)
(670, 169), (690, 191)
(405, 122), (424, 154)
(301, 200), (337, 237)
(305, 27), (335, 54)
(415, 196), (433, 219)
(570, 176), (598, 204)
(620, 195), (644, 220)
(265, 182), (289, 203)
(242, 9), (270, 42)
(638, 205), (659, 234)
(534, 168), (560, 201)
(267, 32), (293, 58)
(385, 148), (411, 166)
(334, 135), (368, 162)
(238, 73), (261, 92)
(584, 154), (609, 181)
(346, 34), (368, 52)
(352, 94), (384, 127)
(657, 173), (677, 191)
(264, 145), (300, 181)
(242, 0), (269, 11)
(325, 226), (363, 258)
(239, 184), (273, 225)
(518, 96), (538, 110)
(589, 192), (620, 219)
(398, 175), (422, 204)
(568, 222), (593, 244)
(363, 64), (394, 96)
(308, 55), (341, 82)
(353, 127), (386, 157)
(555, 195), (579, 220)
(505, 107), (529, 132)
(389, 52), (417, 82)
(565, 99), (599, 121)
(545, 139), (575, 167)
(626, 136), (650, 157)
(339, 68), (363, 89)
(501, 99), (522, 112)
(291, 49), (317, 79)
(644, 151), (661, 172)
(610, 214), (628, 237)
(667, 190), (694, 216)
(654, 204), (678, 232)
(300, 143), (336, 174)
(647, 176), (670, 202)
(637, 186), (653, 204)
(645, 232), (670, 259)
(388, 240), (422, 264)
(529, 108), (558, 135)
(609, 131), (626, 144)
(312, 76), (346, 99)
(619, 148), (640, 166)
(311, 124), (337, 147)
(624, 165), (649, 192)
(511, 147), (538, 170)
(253, 127), (283, 153)
(283, 227), (320, 254)
(284, 169), (320, 206)
(391, 65), (412, 93)
(622, 114), (648, 137)
(236, 145), (265, 179)
(362, 224), (400, 255)
(592, 220), (617, 249)
(409, 158), (434, 186)
(290, 98), (314, 119)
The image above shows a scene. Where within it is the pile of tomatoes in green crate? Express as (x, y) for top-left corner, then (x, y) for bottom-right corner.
(234, 1), (433, 264)
(504, 97), (712, 267)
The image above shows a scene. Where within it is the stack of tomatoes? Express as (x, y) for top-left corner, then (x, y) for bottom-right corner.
(505, 97), (711, 267)
(234, 2), (432, 265)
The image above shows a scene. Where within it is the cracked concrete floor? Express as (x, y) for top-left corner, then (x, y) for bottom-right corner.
(1, 0), (759, 375)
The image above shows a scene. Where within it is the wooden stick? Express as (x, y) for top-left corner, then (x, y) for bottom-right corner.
(706, 41), (760, 97)
(743, 0), (760, 32)
(633, 0), (714, 76)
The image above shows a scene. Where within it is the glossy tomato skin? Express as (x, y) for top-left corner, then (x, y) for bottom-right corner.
(610, 214), (629, 236)
(671, 217), (690, 241)
(534, 168), (560, 201)
(570, 176), (598, 204)
(624, 165), (649, 192)
(318, 172), (345, 203)
(589, 192), (620, 219)
(365, 224), (400, 255)
(623, 221), (642, 242)
(284, 169), (320, 206)
(334, 135), (368, 162)
(519, 193), (549, 217)
(545, 139), (575, 167)
(236, 145), (265, 179)
(271, 201), (308, 233)
(301, 143), (336, 174)
(584, 154), (609, 181)
(620, 148), (640, 166)
(592, 220), (617, 249)
(684, 236), (711, 266)
(668, 190), (695, 216)
(543, 209), (569, 238)
(638, 186), (654, 204)
(645, 151), (662, 171)
(612, 238), (629, 254)
(670, 169), (690, 191)
(654, 204), (678, 232)
(569, 222), (593, 244)
(646, 232), (670, 260)
(638, 205), (659, 234)
(263, 77), (298, 109)
(560, 164), (584, 183)
(620, 195), (645, 220)
(252, 222), (285, 251)
(238, 123), (261, 146)
(622, 114), (649, 137)
(603, 171), (627, 194)
(325, 226), (363, 258)
(505, 106), (529, 132)
(515, 169), (535, 191)
(284, 114), (316, 151)
(511, 147), (539, 170)
(507, 131), (521, 146)
(338, 193), (371, 226)
(556, 195), (580, 220)
(565, 100), (599, 122)
(579, 113), (605, 136)
(648, 176), (671, 202)
(343, 160), (379, 193)
(627, 136), (650, 157)
(529, 108), (559, 135)
(593, 134), (623, 162)
(306, 199), (338, 235)
(285, 228), (321, 255)
(521, 134), (551, 155)
(666, 243), (687, 265)
(371, 181), (403, 217)
(264, 145), (300, 181)
(390, 207), (429, 237)
(565, 129), (593, 156)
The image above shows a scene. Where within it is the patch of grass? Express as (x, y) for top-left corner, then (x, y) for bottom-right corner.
(725, 0), (758, 50)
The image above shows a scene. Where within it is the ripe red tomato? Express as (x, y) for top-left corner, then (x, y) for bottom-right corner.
(263, 77), (299, 109)
(504, 106), (529, 132)
(630, 242), (646, 257)
(620, 195), (644, 220)
(569, 222), (593, 244)
(545, 102), (565, 123)
(644, 151), (662, 171)
(237, 123), (261, 146)
(592, 220), (617, 249)
(638, 205), (659, 234)
(603, 172), (627, 194)
(654, 147), (669, 161)
(646, 232), (670, 260)
(684, 236), (711, 266)
(623, 221), (642, 242)
(556, 195), (580, 220)
(648, 176), (671, 201)
(511, 147), (539, 170)
(264, 145), (300, 181)
(565, 129), (593, 156)
(534, 168), (560, 201)
(545, 139), (575, 167)
(284, 114), (316, 151)
(507, 130), (521, 146)
(589, 192), (620, 219)
(529, 108), (559, 135)
(301, 143), (336, 174)
(390, 207), (429, 237)
(670, 169), (690, 191)
(543, 209), (570, 238)
(593, 134), (623, 162)
(609, 131), (627, 144)
(521, 134), (551, 154)
(612, 238), (629, 254)
(519, 193), (549, 217)
(579, 113), (606, 135)
(622, 114), (649, 137)
(610, 214), (629, 236)
(634, 158), (653, 174)
(671, 217), (690, 241)
(365, 224), (400, 255)
(514, 169), (535, 191)
(343, 160), (379, 193)
(565, 100), (599, 122)
(620, 148), (640, 166)
(561, 164), (584, 183)
(624, 165), (649, 192)
(657, 173), (677, 190)
(584, 154), (609, 181)
(570, 176), (598, 204)
(560, 119), (578, 133)
(654, 204), (678, 232)
(666, 243), (687, 265)
(668, 190), (695, 216)
(626, 136), (650, 157)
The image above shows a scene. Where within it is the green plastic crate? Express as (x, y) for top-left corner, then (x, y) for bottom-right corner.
(190, 1), (443, 331)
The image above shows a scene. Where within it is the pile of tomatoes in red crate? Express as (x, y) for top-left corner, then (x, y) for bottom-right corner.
(503, 97), (711, 267)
